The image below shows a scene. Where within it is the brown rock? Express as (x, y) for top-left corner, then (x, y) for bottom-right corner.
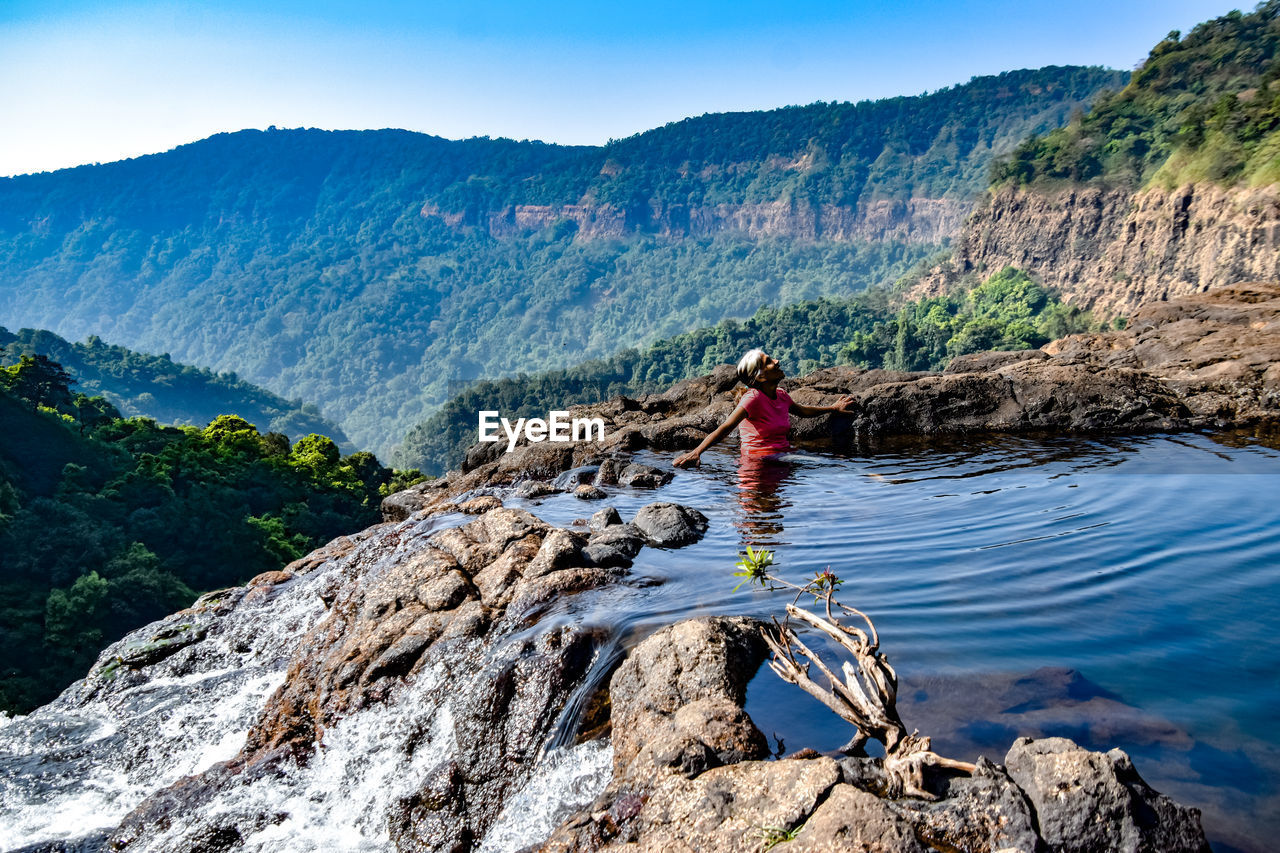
(460, 495), (503, 514)
(247, 570), (293, 587)
(789, 784), (929, 853)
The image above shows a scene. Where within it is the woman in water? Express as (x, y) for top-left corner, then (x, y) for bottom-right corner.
(673, 349), (855, 467)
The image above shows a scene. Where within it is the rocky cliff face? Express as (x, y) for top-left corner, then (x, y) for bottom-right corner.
(420, 197), (971, 244)
(910, 183), (1280, 318)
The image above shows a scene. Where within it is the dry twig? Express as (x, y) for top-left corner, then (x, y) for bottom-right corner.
(739, 559), (975, 800)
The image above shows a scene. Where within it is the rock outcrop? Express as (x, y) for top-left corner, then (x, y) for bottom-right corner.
(421, 198), (971, 244)
(388, 283), (1280, 517)
(540, 617), (1209, 853)
(105, 502), (708, 852)
(909, 183), (1280, 319)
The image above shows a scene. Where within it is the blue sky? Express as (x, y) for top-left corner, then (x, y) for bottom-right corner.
(0, 0), (1246, 177)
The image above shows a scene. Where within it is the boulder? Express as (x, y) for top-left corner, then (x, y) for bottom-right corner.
(1005, 736), (1211, 853)
(631, 503), (709, 547)
(617, 463), (674, 489)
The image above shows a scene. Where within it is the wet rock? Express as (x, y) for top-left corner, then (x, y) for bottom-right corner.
(593, 458), (621, 486)
(415, 569), (474, 611)
(525, 528), (588, 579)
(631, 503), (709, 547)
(587, 524), (645, 557)
(617, 463), (673, 489)
(607, 617), (770, 778)
(108, 503), (667, 852)
(1005, 736), (1211, 853)
(553, 464), (600, 490)
(109, 747), (297, 852)
(514, 479), (560, 499)
(589, 506), (622, 531)
(508, 567), (624, 616)
(390, 624), (607, 851)
(539, 617), (773, 851)
(390, 760), (472, 853)
(583, 544), (635, 569)
(460, 495), (503, 514)
(581, 529), (642, 569)
(574, 484), (608, 500)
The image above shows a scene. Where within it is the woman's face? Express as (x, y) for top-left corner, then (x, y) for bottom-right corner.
(757, 353), (784, 383)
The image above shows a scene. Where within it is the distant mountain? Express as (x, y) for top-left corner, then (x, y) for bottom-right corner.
(0, 66), (1124, 455)
(0, 327), (350, 448)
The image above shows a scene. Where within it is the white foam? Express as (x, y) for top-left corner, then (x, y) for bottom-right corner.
(477, 739), (614, 853)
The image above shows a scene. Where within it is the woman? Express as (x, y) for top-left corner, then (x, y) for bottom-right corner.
(674, 349), (855, 468)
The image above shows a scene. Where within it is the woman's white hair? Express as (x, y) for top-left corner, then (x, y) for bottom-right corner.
(736, 348), (766, 387)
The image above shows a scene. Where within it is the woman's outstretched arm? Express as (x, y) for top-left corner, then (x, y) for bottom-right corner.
(674, 406), (749, 468)
(789, 395), (856, 418)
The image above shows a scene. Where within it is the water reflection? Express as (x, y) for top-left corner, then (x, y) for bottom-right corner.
(734, 452), (795, 546)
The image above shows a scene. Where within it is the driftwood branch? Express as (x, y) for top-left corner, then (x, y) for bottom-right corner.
(754, 568), (976, 800)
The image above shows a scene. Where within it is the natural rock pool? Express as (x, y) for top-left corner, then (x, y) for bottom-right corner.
(2, 430), (1275, 852)
(517, 431), (1280, 853)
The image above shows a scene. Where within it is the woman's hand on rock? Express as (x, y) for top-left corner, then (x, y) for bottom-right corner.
(674, 451), (701, 468)
(835, 395), (856, 413)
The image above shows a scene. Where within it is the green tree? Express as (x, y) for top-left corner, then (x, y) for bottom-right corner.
(2, 355), (76, 411)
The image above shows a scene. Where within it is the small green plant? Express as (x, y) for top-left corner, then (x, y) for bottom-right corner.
(733, 545), (774, 591)
(809, 566), (843, 600)
(757, 822), (803, 851)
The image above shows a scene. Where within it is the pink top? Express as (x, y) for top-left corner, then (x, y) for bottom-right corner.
(738, 388), (793, 455)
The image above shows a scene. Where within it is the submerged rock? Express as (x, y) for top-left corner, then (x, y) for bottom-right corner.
(617, 463), (673, 489)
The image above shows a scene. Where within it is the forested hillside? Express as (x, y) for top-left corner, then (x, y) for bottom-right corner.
(0, 66), (1122, 456)
(0, 355), (422, 714)
(994, 1), (1280, 189)
(0, 327), (349, 448)
(395, 267), (1093, 474)
(908, 3), (1280, 320)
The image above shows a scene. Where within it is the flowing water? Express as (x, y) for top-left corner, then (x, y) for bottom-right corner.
(2, 431), (1277, 852)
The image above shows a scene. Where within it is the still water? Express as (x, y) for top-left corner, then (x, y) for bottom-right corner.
(520, 431), (1280, 853)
